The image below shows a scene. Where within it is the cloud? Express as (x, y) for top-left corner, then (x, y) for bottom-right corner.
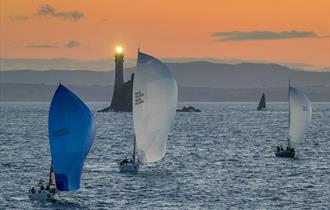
(10, 15), (29, 21)
(64, 40), (80, 48)
(211, 30), (322, 41)
(10, 4), (84, 21)
(36, 4), (84, 20)
(25, 44), (58, 48)
(25, 40), (80, 49)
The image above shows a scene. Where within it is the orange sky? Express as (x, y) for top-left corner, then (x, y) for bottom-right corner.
(1, 0), (329, 69)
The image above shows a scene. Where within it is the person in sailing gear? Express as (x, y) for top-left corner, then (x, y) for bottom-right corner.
(288, 146), (295, 153)
(49, 186), (56, 193)
(286, 137), (294, 152)
(40, 185), (45, 191)
(279, 145), (284, 151)
(120, 158), (129, 165)
(30, 187), (35, 193)
(46, 185), (50, 191)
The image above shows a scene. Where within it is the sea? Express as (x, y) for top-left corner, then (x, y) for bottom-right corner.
(0, 102), (329, 209)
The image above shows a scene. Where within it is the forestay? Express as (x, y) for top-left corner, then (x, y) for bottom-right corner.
(48, 84), (95, 191)
(288, 86), (312, 145)
(133, 52), (178, 164)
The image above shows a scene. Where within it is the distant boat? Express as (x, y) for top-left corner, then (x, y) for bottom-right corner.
(119, 51), (178, 173)
(275, 82), (312, 158)
(257, 93), (266, 110)
(29, 84), (95, 200)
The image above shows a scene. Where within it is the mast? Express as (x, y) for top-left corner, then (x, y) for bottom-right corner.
(48, 164), (52, 187)
(133, 134), (136, 163)
(288, 80), (291, 146)
(263, 93), (266, 109)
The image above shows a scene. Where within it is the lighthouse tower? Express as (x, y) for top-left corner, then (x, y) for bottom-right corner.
(110, 46), (124, 110)
(98, 46), (133, 112)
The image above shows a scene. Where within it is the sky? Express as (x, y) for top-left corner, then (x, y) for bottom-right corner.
(1, 0), (329, 71)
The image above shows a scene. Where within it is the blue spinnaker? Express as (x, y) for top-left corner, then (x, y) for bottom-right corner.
(48, 84), (95, 191)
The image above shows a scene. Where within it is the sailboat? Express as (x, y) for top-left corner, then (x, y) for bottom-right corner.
(257, 93), (266, 110)
(119, 51), (178, 173)
(29, 84), (96, 200)
(275, 82), (312, 158)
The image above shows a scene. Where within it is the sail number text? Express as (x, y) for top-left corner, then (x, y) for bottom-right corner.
(52, 127), (71, 138)
(135, 91), (144, 105)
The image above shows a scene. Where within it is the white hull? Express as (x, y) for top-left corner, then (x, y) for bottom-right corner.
(28, 190), (60, 201)
(119, 162), (139, 173)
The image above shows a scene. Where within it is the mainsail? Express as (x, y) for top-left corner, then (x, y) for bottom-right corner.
(288, 86), (312, 146)
(257, 93), (266, 110)
(48, 84), (95, 191)
(48, 164), (56, 188)
(133, 52), (178, 164)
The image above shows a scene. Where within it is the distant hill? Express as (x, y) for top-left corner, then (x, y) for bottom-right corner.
(0, 83), (328, 102)
(167, 62), (329, 88)
(0, 62), (329, 101)
(1, 62), (329, 88)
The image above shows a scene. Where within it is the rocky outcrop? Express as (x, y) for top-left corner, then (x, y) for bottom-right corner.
(176, 106), (201, 112)
(98, 73), (134, 112)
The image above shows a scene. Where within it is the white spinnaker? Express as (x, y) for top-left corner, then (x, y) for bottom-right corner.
(288, 86), (312, 146)
(133, 52), (178, 164)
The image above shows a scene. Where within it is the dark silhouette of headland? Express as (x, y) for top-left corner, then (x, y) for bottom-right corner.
(98, 49), (133, 112)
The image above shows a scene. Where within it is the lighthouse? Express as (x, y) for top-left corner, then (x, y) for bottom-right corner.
(114, 46), (124, 89)
(98, 46), (134, 112)
(110, 46), (124, 109)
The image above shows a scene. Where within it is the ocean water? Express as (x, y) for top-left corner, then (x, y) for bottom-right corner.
(0, 102), (329, 209)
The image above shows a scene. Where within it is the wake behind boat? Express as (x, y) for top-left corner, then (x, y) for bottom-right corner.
(29, 84), (96, 200)
(275, 82), (312, 158)
(119, 50), (178, 173)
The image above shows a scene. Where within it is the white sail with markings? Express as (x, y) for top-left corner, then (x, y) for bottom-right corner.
(288, 86), (312, 146)
(133, 51), (178, 164)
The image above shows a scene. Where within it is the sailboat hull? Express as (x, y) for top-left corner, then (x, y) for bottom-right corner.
(28, 190), (60, 201)
(119, 163), (139, 173)
(275, 150), (295, 158)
